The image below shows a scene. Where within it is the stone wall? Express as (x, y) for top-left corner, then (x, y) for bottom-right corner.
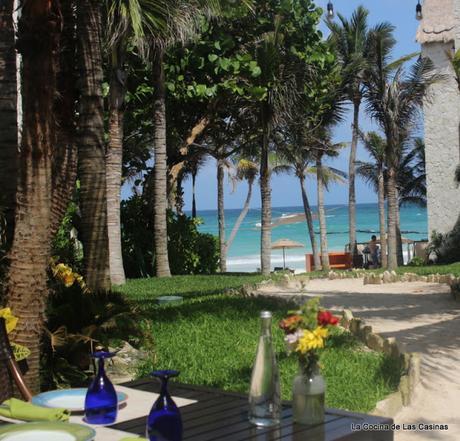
(422, 41), (460, 235)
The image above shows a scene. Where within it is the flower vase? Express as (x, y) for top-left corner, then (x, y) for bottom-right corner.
(292, 363), (325, 425)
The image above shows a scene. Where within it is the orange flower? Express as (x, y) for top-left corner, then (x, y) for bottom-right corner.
(279, 315), (302, 333)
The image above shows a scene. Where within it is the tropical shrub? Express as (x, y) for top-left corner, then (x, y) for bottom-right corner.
(41, 263), (143, 389)
(428, 226), (460, 264)
(407, 256), (425, 267)
(121, 196), (219, 277)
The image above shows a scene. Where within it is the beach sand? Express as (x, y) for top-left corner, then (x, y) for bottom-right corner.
(258, 278), (460, 441)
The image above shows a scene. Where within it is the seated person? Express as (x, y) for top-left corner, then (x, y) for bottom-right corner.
(368, 235), (380, 268)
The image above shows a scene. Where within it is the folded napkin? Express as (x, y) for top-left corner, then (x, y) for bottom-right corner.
(120, 438), (148, 441)
(0, 398), (70, 422)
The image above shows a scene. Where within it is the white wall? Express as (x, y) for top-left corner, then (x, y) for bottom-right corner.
(422, 41), (460, 235)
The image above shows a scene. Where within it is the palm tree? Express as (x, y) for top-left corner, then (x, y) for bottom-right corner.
(77, 0), (111, 292)
(273, 143), (321, 270)
(0, 0), (18, 250)
(226, 158), (258, 253)
(314, 140), (347, 271)
(356, 132), (388, 267)
(148, 0), (226, 277)
(6, 0), (64, 393)
(447, 50), (460, 185)
(366, 57), (438, 269)
(327, 6), (370, 258)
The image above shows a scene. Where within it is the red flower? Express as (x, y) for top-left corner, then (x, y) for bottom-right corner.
(317, 310), (339, 326)
(279, 315), (302, 333)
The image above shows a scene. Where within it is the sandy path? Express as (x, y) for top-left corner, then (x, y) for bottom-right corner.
(259, 278), (460, 440)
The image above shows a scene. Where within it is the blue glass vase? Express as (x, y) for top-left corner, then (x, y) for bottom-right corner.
(146, 370), (183, 441)
(84, 351), (118, 425)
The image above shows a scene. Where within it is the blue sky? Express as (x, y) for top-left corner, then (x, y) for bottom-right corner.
(161, 1), (421, 211)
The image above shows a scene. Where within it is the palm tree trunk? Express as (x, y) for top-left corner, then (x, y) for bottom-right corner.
(227, 178), (254, 251)
(77, 0), (111, 292)
(217, 158), (227, 272)
(316, 158), (330, 270)
(175, 173), (184, 215)
(396, 189), (404, 266)
(378, 167), (387, 268)
(51, 0), (78, 237)
(192, 170), (197, 218)
(349, 100), (359, 261)
(106, 51), (126, 286)
(387, 166), (398, 270)
(152, 46), (171, 277)
(260, 108), (271, 275)
(6, 0), (62, 393)
(0, 0), (18, 250)
(299, 176), (321, 270)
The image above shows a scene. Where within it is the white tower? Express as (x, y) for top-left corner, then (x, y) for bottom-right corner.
(416, 0), (460, 235)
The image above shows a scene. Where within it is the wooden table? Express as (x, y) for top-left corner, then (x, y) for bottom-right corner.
(112, 378), (394, 441)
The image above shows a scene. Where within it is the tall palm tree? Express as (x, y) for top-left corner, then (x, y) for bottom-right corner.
(6, 0), (63, 393)
(0, 0), (18, 250)
(366, 57), (438, 269)
(273, 143), (321, 270)
(77, 0), (111, 292)
(314, 141), (347, 271)
(327, 6), (370, 258)
(104, 0), (170, 285)
(148, 0), (225, 277)
(356, 132), (387, 267)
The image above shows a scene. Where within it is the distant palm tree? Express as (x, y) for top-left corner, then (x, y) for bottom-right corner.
(273, 144), (321, 270)
(356, 132), (387, 267)
(328, 7), (394, 257)
(226, 158), (258, 253)
(314, 139), (347, 271)
(447, 49), (460, 185)
(366, 56), (438, 269)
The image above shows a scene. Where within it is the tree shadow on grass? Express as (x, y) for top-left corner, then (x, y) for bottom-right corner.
(139, 295), (299, 322)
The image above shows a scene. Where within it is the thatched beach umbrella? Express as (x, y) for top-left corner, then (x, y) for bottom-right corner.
(271, 239), (304, 270)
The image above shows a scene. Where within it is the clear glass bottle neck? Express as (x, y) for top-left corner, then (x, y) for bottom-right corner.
(260, 317), (272, 336)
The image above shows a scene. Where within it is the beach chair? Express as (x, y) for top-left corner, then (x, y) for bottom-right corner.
(0, 317), (33, 402)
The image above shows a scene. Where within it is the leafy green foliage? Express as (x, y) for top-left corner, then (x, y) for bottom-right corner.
(407, 256), (425, 267)
(51, 202), (83, 272)
(121, 196), (219, 277)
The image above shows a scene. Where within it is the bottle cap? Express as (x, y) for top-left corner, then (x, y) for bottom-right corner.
(260, 311), (272, 318)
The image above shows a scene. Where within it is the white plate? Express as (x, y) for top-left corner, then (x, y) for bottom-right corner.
(0, 423), (95, 441)
(32, 389), (128, 412)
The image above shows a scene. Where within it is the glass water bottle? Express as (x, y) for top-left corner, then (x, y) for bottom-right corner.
(248, 311), (281, 427)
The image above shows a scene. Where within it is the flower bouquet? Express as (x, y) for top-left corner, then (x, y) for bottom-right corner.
(279, 298), (339, 425)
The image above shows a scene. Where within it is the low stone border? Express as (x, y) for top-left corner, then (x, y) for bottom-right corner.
(342, 309), (421, 418)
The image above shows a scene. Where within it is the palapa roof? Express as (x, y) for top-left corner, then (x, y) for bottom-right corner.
(416, 0), (457, 44)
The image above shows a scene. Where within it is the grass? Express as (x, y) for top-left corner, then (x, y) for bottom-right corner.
(116, 275), (402, 413)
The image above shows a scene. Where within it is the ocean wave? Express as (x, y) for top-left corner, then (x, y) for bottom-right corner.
(227, 254), (306, 266)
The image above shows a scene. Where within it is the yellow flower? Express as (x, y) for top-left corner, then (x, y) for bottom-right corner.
(63, 273), (76, 287)
(295, 327), (329, 354)
(0, 308), (18, 334)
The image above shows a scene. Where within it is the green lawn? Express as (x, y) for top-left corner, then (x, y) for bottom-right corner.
(116, 275), (402, 413)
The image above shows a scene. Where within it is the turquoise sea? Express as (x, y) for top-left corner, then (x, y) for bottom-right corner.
(192, 203), (428, 272)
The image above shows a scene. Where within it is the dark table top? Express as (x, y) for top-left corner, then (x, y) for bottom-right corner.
(111, 377), (394, 441)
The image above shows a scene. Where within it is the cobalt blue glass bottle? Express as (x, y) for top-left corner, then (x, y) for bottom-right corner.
(84, 351), (118, 424)
(146, 370), (183, 441)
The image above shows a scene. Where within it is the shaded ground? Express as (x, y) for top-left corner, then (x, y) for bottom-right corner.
(258, 279), (460, 441)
